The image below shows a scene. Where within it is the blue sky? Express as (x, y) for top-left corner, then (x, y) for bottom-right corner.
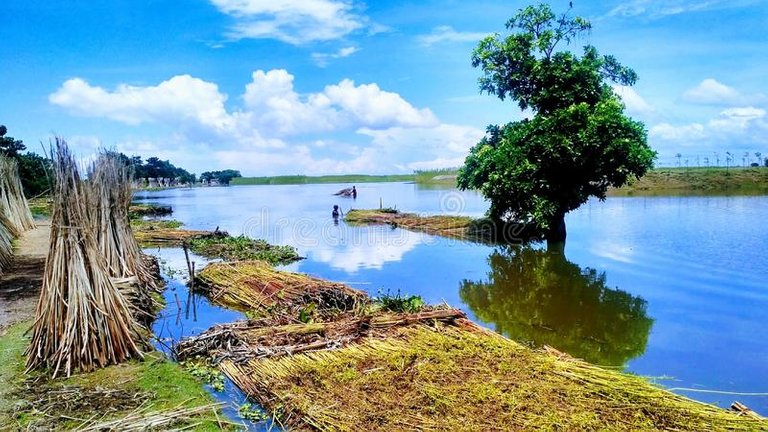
(2, 0), (767, 175)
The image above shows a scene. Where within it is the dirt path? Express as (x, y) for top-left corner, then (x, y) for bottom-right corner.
(0, 220), (50, 330)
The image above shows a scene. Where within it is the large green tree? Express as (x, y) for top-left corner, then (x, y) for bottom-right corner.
(458, 4), (656, 244)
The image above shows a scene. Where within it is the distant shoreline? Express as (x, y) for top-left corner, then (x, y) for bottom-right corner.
(140, 167), (768, 196)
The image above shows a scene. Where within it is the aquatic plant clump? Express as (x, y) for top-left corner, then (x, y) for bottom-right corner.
(188, 235), (301, 265)
(222, 326), (766, 431)
(26, 139), (143, 377)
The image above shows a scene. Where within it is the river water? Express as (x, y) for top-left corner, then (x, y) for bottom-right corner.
(136, 182), (768, 415)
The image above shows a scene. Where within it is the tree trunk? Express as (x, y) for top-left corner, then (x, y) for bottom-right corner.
(546, 211), (567, 251)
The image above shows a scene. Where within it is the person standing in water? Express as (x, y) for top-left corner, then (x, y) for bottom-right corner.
(351, 185), (357, 199)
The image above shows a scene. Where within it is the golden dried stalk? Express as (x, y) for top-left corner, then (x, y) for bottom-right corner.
(25, 139), (143, 377)
(0, 155), (35, 275)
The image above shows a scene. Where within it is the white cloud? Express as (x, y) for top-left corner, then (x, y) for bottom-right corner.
(681, 78), (766, 106)
(417, 26), (488, 46)
(49, 70), (482, 176)
(239, 69), (438, 135)
(650, 106), (768, 149)
(49, 76), (232, 130)
(650, 123), (706, 142)
(311, 230), (427, 273)
(324, 80), (439, 129)
(612, 85), (656, 117)
(311, 46), (359, 67)
(210, 0), (366, 44)
(607, 0), (759, 18)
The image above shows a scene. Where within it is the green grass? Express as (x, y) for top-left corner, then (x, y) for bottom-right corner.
(413, 166), (768, 194)
(130, 218), (184, 230)
(613, 166), (768, 195)
(188, 234), (302, 265)
(232, 174), (415, 185)
(0, 321), (235, 430)
(414, 168), (460, 185)
(27, 196), (53, 217)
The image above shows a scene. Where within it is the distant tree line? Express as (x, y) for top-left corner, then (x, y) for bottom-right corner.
(1, 124), (243, 196)
(120, 154), (196, 185)
(199, 170), (242, 185)
(0, 125), (52, 197)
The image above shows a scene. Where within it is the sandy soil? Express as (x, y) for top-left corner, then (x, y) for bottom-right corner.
(0, 220), (50, 330)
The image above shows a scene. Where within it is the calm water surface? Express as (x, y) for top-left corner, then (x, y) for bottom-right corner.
(136, 183), (768, 414)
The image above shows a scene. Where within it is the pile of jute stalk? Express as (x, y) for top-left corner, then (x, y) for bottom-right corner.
(25, 139), (151, 377)
(0, 155), (35, 275)
(88, 150), (160, 324)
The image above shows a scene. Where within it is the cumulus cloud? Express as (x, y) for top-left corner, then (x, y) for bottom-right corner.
(49, 70), (482, 175)
(681, 78), (766, 106)
(210, 0), (366, 44)
(612, 85), (656, 117)
(607, 0), (759, 18)
(311, 46), (359, 67)
(650, 106), (768, 149)
(49, 76), (232, 129)
(239, 69), (438, 135)
(416, 26), (488, 46)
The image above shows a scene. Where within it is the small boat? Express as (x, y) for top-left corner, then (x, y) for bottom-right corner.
(333, 186), (357, 198)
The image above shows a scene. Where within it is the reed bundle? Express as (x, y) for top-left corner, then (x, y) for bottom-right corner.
(133, 227), (217, 246)
(0, 216), (13, 276)
(220, 326), (766, 431)
(196, 260), (365, 313)
(0, 155), (35, 233)
(0, 155), (35, 275)
(175, 309), (465, 363)
(88, 151), (158, 290)
(26, 139), (143, 377)
(87, 151), (161, 323)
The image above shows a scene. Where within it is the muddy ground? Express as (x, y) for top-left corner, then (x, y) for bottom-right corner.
(0, 221), (50, 331)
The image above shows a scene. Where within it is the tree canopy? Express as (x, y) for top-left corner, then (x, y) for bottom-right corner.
(200, 170), (242, 185)
(0, 125), (52, 197)
(458, 4), (656, 243)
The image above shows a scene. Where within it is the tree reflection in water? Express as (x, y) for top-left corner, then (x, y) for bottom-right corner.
(460, 247), (653, 367)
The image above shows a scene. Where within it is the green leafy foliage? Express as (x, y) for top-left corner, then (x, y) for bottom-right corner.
(130, 156), (196, 184)
(188, 235), (301, 265)
(200, 169), (242, 185)
(182, 360), (226, 392)
(374, 290), (426, 313)
(459, 4), (656, 241)
(298, 302), (317, 324)
(238, 402), (269, 422)
(0, 125), (53, 197)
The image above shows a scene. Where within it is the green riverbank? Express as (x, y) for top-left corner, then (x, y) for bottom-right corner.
(232, 174), (414, 185)
(0, 322), (234, 430)
(413, 167), (768, 194)
(231, 167), (768, 195)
